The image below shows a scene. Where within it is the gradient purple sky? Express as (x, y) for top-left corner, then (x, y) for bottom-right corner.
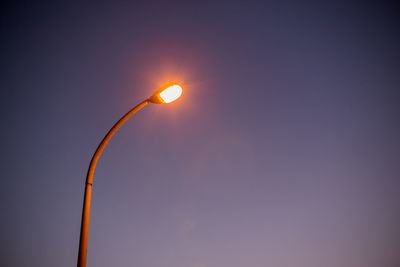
(1, 1), (399, 267)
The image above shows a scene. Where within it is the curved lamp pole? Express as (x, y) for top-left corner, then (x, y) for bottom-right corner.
(77, 84), (183, 267)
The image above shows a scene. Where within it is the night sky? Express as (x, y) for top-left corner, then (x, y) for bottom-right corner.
(1, 1), (399, 267)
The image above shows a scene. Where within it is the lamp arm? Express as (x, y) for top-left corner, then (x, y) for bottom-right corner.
(77, 99), (149, 267)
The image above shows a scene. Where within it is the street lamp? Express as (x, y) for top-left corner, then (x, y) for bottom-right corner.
(77, 83), (183, 267)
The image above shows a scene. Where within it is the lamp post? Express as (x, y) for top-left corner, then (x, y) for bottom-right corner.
(77, 84), (183, 267)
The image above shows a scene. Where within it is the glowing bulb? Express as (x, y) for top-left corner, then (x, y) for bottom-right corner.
(159, 84), (182, 103)
(148, 83), (183, 104)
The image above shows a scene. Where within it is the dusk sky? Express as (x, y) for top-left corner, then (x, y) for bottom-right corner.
(1, 1), (399, 267)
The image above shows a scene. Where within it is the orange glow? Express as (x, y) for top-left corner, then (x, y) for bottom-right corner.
(159, 84), (182, 103)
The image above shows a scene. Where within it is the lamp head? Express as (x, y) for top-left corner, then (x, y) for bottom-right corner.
(149, 83), (183, 104)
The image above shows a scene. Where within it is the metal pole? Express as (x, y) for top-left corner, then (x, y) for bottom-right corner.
(77, 100), (149, 267)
